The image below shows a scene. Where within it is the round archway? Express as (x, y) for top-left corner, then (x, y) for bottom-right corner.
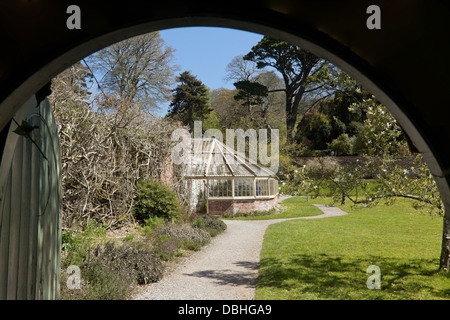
(0, 1), (449, 298)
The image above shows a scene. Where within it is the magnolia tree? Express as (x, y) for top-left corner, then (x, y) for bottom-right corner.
(289, 102), (443, 213)
(289, 154), (442, 215)
(285, 99), (448, 269)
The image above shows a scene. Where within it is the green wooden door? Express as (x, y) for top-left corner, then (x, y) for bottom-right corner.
(0, 95), (62, 299)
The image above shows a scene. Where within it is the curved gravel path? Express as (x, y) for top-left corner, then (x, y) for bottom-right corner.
(132, 202), (347, 300)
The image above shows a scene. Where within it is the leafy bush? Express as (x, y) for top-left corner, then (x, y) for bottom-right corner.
(80, 263), (132, 300)
(352, 134), (369, 155)
(61, 230), (75, 252)
(154, 223), (211, 246)
(328, 133), (354, 156)
(223, 209), (277, 218)
(61, 240), (164, 300)
(192, 215), (227, 237)
(60, 261), (132, 300)
(153, 237), (181, 260)
(198, 200), (207, 213)
(142, 216), (165, 237)
(296, 111), (333, 150)
(133, 179), (181, 222)
(61, 221), (110, 270)
(181, 240), (203, 251)
(191, 216), (205, 229)
(84, 242), (165, 286)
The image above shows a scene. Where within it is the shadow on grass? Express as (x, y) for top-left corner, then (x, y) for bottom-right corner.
(257, 253), (449, 299)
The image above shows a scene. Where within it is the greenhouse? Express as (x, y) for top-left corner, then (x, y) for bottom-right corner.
(184, 138), (279, 215)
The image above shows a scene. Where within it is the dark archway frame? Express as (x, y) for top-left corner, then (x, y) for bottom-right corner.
(1, 1), (449, 260)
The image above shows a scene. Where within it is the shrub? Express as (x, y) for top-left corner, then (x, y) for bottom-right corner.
(304, 157), (340, 174)
(60, 260), (132, 300)
(61, 221), (109, 269)
(153, 237), (181, 261)
(142, 216), (165, 237)
(328, 133), (354, 156)
(181, 240), (203, 251)
(296, 111), (333, 150)
(224, 209), (276, 218)
(83, 242), (165, 286)
(198, 200), (207, 213)
(192, 215), (227, 237)
(154, 223), (211, 246)
(81, 263), (132, 300)
(352, 134), (369, 155)
(133, 179), (181, 222)
(61, 230), (75, 252)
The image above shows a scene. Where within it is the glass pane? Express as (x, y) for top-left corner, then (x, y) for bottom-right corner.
(208, 179), (233, 197)
(256, 179), (270, 196)
(234, 178), (253, 197)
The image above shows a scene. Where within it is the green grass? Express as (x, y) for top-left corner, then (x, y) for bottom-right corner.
(256, 197), (449, 300)
(284, 180), (382, 198)
(223, 197), (324, 220)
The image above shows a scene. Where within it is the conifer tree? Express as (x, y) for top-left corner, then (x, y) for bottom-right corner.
(168, 71), (212, 131)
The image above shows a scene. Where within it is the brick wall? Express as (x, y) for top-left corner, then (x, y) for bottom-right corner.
(208, 197), (278, 216)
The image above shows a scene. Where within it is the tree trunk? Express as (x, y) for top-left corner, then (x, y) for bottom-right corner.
(285, 88), (295, 143)
(286, 112), (297, 143)
(440, 214), (450, 270)
(285, 86), (306, 143)
(341, 193), (346, 206)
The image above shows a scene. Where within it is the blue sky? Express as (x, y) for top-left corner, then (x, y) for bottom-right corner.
(159, 27), (264, 91)
(87, 27), (264, 115)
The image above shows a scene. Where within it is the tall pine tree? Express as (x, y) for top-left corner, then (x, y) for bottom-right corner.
(168, 71), (212, 131)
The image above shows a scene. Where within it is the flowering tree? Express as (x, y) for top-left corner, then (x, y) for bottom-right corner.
(290, 154), (442, 214)
(284, 99), (448, 269)
(290, 100), (442, 212)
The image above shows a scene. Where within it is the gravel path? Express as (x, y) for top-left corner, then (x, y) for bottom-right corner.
(132, 201), (347, 300)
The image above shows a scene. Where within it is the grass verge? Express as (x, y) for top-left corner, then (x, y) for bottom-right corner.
(223, 197), (324, 220)
(256, 197), (449, 300)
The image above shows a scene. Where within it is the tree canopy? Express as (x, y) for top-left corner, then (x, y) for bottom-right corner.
(87, 32), (178, 112)
(167, 71), (213, 131)
(243, 37), (330, 142)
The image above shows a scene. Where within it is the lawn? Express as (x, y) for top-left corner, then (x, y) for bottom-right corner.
(282, 179), (382, 198)
(256, 197), (449, 300)
(223, 196), (324, 220)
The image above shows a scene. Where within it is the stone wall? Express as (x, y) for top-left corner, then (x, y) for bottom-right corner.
(208, 196), (278, 216)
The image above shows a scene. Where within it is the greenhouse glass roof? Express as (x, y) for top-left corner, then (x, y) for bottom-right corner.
(183, 138), (277, 179)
